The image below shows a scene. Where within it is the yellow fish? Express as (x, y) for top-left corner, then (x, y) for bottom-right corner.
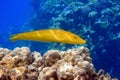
(10, 29), (86, 44)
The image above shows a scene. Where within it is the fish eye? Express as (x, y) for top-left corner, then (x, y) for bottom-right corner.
(73, 36), (77, 39)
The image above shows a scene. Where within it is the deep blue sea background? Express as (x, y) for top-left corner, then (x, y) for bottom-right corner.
(0, 0), (120, 79)
(0, 0), (34, 49)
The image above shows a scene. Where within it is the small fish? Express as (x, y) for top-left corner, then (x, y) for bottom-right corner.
(10, 29), (86, 44)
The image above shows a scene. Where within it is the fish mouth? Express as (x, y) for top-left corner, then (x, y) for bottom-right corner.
(80, 40), (86, 44)
(83, 40), (86, 43)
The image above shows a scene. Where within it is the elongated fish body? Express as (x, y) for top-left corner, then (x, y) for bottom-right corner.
(10, 29), (86, 44)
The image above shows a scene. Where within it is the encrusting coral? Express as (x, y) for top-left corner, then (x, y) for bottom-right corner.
(0, 46), (118, 80)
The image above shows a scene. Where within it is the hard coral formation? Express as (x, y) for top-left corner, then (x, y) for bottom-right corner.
(30, 0), (120, 78)
(0, 47), (117, 80)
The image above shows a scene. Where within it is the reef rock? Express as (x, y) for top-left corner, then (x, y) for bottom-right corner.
(0, 46), (118, 80)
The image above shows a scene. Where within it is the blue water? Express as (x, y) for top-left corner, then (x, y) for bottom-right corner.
(0, 0), (34, 48)
(0, 0), (120, 79)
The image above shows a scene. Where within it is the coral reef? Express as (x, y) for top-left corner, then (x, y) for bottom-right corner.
(29, 0), (120, 79)
(30, 0), (120, 54)
(0, 47), (118, 80)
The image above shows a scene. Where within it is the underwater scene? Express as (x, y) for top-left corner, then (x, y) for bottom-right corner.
(0, 0), (120, 80)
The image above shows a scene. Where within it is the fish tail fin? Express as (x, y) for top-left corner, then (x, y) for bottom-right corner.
(10, 34), (19, 42)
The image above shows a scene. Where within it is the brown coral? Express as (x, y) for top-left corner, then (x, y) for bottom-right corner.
(0, 46), (118, 80)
